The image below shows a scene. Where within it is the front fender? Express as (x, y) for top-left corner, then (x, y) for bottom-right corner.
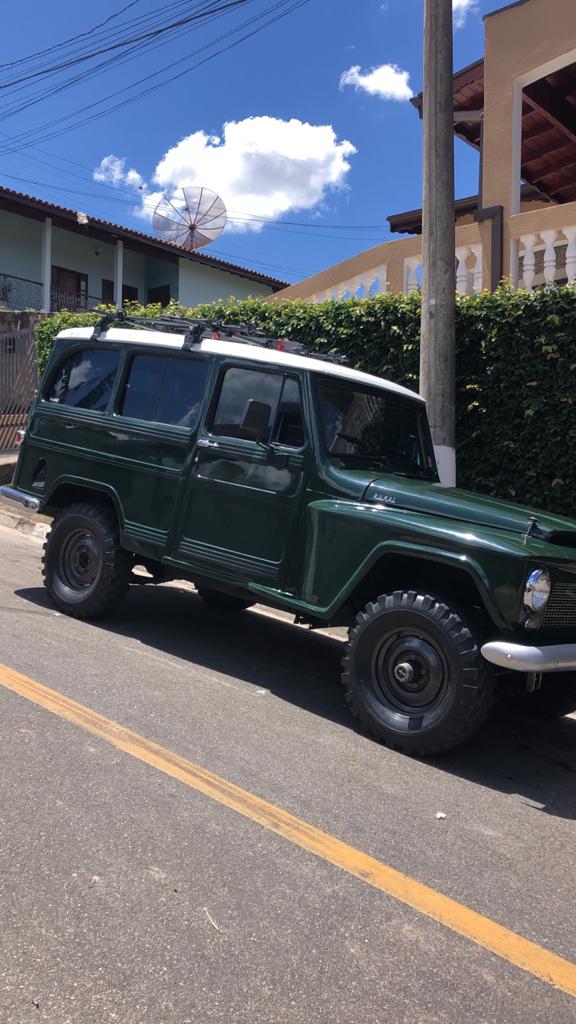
(298, 500), (529, 629)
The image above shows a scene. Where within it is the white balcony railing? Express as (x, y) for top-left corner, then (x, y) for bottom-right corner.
(403, 244), (483, 295)
(307, 264), (388, 303)
(518, 227), (576, 290)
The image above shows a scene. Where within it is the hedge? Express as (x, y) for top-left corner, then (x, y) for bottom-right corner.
(35, 287), (576, 517)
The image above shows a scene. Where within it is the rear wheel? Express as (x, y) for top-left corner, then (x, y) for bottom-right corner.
(43, 502), (132, 619)
(196, 587), (255, 612)
(342, 591), (493, 756)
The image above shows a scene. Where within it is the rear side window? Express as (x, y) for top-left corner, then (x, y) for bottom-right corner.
(47, 348), (119, 411)
(120, 354), (208, 428)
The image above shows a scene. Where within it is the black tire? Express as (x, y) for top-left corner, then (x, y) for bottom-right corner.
(342, 591), (493, 756)
(196, 587), (255, 612)
(503, 674), (576, 718)
(42, 502), (132, 619)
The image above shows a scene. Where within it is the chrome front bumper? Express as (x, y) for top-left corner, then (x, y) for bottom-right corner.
(481, 641), (576, 673)
(0, 485), (40, 513)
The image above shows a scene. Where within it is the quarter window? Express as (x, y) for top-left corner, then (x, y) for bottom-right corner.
(47, 348), (119, 411)
(120, 354), (208, 428)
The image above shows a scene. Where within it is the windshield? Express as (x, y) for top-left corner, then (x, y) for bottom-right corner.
(317, 381), (437, 479)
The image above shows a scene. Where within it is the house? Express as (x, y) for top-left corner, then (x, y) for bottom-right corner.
(0, 187), (286, 313)
(271, 0), (576, 303)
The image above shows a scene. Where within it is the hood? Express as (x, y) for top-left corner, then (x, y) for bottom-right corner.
(362, 476), (576, 547)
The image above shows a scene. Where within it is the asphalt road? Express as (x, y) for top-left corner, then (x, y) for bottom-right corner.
(0, 523), (575, 1024)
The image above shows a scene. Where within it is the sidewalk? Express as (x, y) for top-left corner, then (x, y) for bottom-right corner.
(0, 498), (50, 540)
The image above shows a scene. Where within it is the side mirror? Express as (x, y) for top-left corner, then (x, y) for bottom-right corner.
(239, 399), (272, 443)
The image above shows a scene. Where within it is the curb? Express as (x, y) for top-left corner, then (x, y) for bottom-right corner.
(0, 505), (50, 540)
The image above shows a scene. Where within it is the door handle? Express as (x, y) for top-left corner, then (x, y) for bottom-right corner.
(197, 438), (219, 449)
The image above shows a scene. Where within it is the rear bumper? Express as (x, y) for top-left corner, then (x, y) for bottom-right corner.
(481, 641), (576, 673)
(0, 485), (40, 513)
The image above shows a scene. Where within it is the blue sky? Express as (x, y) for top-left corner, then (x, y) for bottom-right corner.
(1, 0), (505, 284)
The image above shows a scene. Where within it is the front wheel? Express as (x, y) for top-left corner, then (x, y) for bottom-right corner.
(43, 502), (132, 619)
(342, 591), (493, 756)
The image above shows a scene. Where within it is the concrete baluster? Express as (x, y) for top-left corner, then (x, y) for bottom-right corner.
(520, 234), (537, 292)
(469, 244), (483, 294)
(540, 230), (558, 285)
(455, 247), (470, 294)
(563, 226), (576, 283)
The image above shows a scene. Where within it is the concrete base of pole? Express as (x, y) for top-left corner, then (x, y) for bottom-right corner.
(434, 445), (456, 487)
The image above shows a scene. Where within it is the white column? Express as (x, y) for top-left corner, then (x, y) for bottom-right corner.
(455, 247), (469, 294)
(520, 233), (537, 292)
(540, 230), (558, 284)
(563, 225), (576, 283)
(469, 244), (483, 293)
(41, 216), (52, 312)
(113, 239), (124, 308)
(404, 257), (420, 294)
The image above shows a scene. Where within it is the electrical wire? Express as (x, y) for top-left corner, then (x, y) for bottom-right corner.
(0, 0), (310, 154)
(0, 1), (250, 124)
(0, 0), (145, 72)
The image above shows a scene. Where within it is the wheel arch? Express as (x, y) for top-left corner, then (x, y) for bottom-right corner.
(338, 550), (503, 632)
(43, 477), (123, 528)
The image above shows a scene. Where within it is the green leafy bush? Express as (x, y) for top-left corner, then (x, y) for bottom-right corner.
(34, 287), (576, 517)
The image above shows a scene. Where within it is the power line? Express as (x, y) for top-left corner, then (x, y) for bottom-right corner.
(0, 1), (249, 124)
(0, 0), (310, 154)
(0, 0), (247, 92)
(0, 169), (389, 242)
(0, 0), (145, 72)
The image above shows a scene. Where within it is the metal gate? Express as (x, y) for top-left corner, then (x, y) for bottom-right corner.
(0, 329), (38, 452)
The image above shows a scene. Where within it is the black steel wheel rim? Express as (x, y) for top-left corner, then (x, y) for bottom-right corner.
(58, 529), (101, 592)
(371, 629), (448, 713)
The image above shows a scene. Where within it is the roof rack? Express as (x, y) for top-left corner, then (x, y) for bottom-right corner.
(91, 309), (347, 364)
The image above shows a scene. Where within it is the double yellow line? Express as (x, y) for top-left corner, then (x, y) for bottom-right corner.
(1, 662), (575, 999)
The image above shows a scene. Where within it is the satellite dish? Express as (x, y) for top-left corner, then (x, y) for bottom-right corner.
(152, 186), (227, 249)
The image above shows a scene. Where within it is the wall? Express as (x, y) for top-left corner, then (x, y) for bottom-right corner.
(482, 0), (576, 277)
(178, 257), (273, 306)
(145, 255), (179, 301)
(51, 228), (117, 300)
(0, 209), (43, 282)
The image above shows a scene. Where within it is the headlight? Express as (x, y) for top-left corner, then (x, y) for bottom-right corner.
(524, 569), (551, 615)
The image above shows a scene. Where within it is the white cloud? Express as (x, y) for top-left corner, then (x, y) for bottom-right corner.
(94, 154), (144, 190)
(94, 117), (356, 232)
(339, 63), (413, 102)
(453, 0), (477, 28)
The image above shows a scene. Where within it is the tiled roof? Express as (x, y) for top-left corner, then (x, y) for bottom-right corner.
(0, 185), (287, 290)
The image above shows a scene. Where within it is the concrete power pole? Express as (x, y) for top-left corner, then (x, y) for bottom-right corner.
(420, 0), (456, 486)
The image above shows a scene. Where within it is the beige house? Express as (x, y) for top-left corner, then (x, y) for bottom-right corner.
(272, 0), (576, 303)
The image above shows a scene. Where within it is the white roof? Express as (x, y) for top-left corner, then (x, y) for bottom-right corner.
(57, 326), (424, 402)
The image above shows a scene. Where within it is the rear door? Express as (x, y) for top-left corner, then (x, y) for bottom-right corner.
(174, 363), (308, 589)
(27, 343), (211, 561)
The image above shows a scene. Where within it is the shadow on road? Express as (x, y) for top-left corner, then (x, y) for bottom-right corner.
(17, 581), (576, 821)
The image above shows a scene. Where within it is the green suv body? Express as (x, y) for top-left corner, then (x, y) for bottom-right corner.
(3, 314), (576, 755)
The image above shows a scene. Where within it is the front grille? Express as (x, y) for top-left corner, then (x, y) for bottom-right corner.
(542, 582), (576, 630)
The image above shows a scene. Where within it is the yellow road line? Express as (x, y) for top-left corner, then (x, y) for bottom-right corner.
(1, 661), (575, 999)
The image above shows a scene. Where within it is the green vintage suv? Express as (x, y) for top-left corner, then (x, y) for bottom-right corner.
(3, 313), (576, 756)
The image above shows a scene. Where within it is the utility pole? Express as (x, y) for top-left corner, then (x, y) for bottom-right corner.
(420, 0), (456, 486)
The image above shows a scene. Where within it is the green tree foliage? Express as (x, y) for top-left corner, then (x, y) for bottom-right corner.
(35, 287), (576, 516)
